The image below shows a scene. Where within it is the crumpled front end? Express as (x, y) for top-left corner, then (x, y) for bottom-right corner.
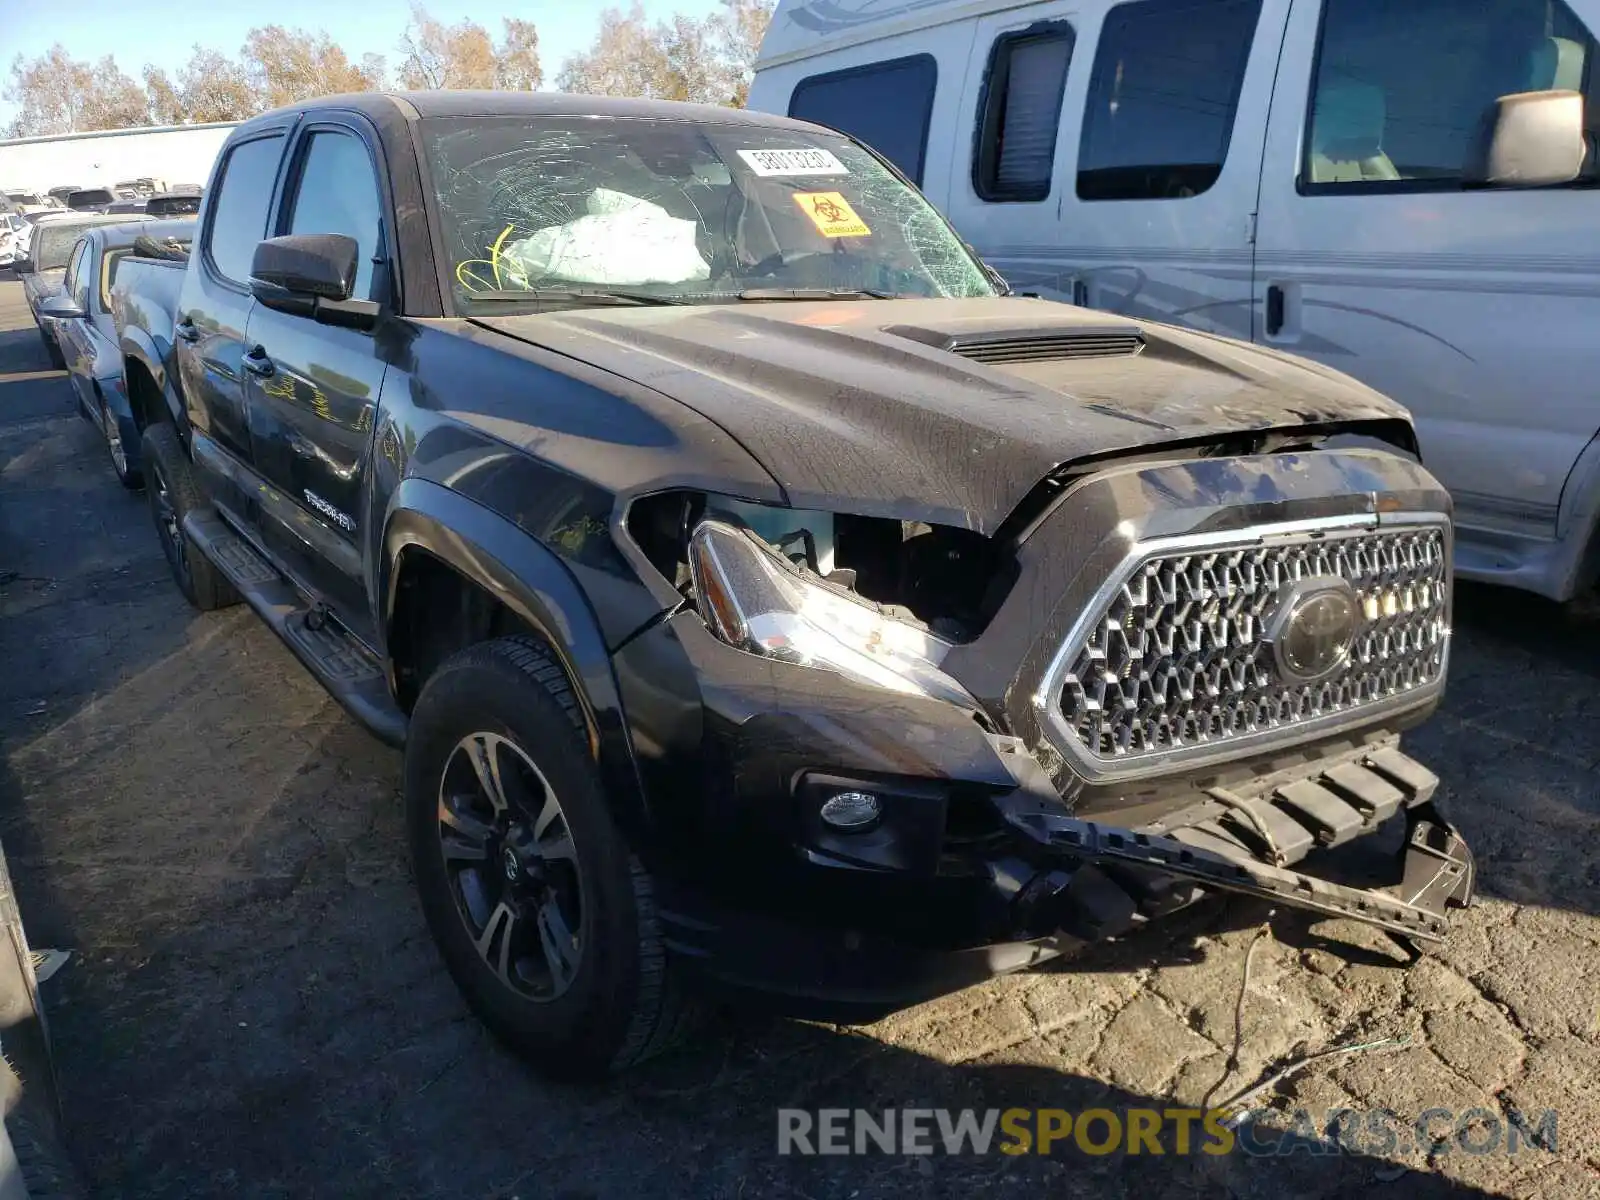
(611, 444), (1474, 1014)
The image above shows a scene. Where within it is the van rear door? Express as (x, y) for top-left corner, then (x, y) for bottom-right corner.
(1252, 0), (1600, 576)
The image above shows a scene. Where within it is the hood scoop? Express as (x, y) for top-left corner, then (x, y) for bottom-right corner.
(887, 322), (1145, 366)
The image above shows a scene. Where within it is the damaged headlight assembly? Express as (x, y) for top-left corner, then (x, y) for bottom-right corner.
(687, 517), (978, 710)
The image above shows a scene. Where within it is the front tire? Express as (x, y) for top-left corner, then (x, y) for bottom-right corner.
(405, 636), (690, 1079)
(140, 423), (238, 611)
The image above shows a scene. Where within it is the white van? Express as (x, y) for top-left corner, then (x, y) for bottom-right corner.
(748, 0), (1600, 601)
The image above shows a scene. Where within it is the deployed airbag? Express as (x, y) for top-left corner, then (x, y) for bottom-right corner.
(500, 188), (711, 287)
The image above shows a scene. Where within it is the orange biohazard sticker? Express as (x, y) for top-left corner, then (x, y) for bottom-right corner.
(793, 191), (871, 238)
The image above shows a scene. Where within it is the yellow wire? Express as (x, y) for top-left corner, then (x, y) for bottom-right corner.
(455, 259), (499, 293)
(490, 224), (515, 289)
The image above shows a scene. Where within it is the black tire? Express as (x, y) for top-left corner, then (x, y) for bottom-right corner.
(100, 394), (142, 491)
(405, 635), (692, 1079)
(40, 327), (64, 370)
(140, 423), (238, 611)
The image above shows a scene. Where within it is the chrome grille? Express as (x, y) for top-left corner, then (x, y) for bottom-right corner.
(1047, 520), (1449, 776)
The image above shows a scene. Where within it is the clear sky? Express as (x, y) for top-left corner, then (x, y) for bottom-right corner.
(3, 0), (726, 125)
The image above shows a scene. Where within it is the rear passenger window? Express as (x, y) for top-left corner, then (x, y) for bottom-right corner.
(1304, 0), (1595, 191)
(973, 25), (1076, 202)
(205, 135), (284, 284)
(1076, 0), (1263, 201)
(788, 55), (939, 185)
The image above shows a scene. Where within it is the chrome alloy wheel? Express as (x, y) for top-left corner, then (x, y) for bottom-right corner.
(437, 731), (584, 1001)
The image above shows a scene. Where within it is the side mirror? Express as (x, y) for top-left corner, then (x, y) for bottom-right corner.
(250, 233), (358, 305)
(41, 293), (85, 320)
(1466, 90), (1588, 187)
(248, 233), (379, 330)
(12, 255), (35, 275)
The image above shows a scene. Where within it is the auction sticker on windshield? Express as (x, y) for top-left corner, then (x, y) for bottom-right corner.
(738, 148), (849, 177)
(793, 192), (870, 238)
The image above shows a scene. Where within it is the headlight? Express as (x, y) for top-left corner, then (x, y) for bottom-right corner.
(688, 517), (977, 709)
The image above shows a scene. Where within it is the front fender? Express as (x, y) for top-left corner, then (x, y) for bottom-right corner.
(381, 477), (655, 837)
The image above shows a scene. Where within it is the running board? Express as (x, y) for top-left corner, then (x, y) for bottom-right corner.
(182, 511), (407, 748)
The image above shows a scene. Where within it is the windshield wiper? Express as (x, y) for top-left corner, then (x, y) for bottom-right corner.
(736, 287), (901, 302)
(464, 287), (688, 307)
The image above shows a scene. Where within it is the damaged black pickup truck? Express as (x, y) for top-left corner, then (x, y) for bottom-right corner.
(112, 91), (1473, 1079)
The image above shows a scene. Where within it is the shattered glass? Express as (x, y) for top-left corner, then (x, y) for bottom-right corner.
(420, 115), (996, 310)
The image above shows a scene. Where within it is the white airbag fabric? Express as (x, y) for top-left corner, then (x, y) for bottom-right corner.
(500, 188), (710, 287)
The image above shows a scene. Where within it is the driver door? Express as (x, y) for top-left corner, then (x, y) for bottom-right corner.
(245, 120), (389, 645)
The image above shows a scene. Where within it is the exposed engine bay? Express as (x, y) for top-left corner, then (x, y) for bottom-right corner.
(627, 489), (1015, 643)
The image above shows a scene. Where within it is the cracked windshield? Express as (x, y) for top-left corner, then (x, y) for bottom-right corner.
(421, 116), (998, 309)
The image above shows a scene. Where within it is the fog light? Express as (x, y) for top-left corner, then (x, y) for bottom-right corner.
(819, 790), (881, 831)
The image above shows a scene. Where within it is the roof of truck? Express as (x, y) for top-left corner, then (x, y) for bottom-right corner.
(234, 90), (823, 137)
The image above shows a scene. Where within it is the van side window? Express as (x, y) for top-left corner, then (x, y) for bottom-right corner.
(1303, 0), (1595, 191)
(789, 55), (939, 185)
(973, 25), (1076, 202)
(1076, 0), (1263, 201)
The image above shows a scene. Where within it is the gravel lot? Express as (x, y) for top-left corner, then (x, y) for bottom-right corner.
(0, 278), (1597, 1199)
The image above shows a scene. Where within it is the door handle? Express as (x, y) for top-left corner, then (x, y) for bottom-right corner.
(242, 346), (275, 378)
(1265, 285), (1286, 337)
(174, 317), (199, 343)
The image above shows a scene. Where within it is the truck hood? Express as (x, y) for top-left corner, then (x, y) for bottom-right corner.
(473, 297), (1410, 533)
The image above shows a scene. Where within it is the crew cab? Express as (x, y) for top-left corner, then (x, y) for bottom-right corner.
(113, 92), (1474, 1079)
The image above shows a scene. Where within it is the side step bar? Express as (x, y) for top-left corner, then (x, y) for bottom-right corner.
(183, 511), (407, 748)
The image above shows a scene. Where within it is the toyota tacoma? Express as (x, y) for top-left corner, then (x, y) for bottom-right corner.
(112, 92), (1474, 1079)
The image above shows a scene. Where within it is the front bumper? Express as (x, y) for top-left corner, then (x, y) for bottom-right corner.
(614, 446), (1468, 1014)
(650, 725), (1473, 1017)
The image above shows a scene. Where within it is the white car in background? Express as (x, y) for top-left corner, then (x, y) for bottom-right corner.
(0, 212), (22, 267)
(12, 209), (75, 260)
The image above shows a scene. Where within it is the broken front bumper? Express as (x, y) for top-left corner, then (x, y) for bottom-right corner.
(991, 737), (1475, 949)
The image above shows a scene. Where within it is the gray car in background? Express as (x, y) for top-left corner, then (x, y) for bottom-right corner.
(13, 213), (149, 366)
(44, 219), (195, 488)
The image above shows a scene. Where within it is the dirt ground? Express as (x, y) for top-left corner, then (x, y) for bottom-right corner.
(0, 279), (1597, 1199)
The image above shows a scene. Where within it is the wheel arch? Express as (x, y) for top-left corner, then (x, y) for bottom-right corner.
(381, 477), (655, 836)
(119, 334), (180, 431)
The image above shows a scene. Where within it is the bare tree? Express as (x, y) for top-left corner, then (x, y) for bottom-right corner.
(496, 18), (543, 91)
(397, 4), (542, 91)
(710, 0), (776, 107)
(556, 0), (772, 107)
(361, 53), (390, 90)
(143, 67), (187, 126)
(556, 5), (683, 101)
(178, 48), (260, 123)
(5, 46), (116, 136)
(79, 56), (155, 130)
(242, 24), (382, 109)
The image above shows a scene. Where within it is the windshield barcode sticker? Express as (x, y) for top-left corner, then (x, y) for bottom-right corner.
(737, 148), (849, 177)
